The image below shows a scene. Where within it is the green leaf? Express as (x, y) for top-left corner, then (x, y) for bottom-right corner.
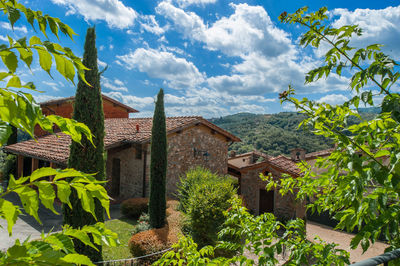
(30, 167), (58, 182)
(56, 180), (72, 208)
(13, 186), (41, 223)
(6, 6), (21, 29)
(1, 50), (18, 73)
(29, 36), (42, 46)
(54, 54), (75, 83)
(37, 181), (58, 214)
(0, 122), (12, 146)
(36, 48), (52, 75)
(0, 199), (21, 235)
(61, 254), (94, 266)
(374, 150), (390, 158)
(6, 75), (22, 88)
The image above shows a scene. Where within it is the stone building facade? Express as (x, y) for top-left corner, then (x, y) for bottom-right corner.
(6, 95), (240, 200)
(228, 151), (306, 220)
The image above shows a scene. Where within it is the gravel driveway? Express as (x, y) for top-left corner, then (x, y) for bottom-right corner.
(306, 221), (388, 264)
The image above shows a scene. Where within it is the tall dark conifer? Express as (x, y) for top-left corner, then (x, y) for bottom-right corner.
(63, 27), (105, 261)
(149, 89), (167, 228)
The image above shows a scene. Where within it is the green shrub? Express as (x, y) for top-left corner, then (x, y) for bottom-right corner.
(131, 213), (151, 235)
(121, 198), (148, 218)
(1, 154), (16, 183)
(177, 167), (236, 247)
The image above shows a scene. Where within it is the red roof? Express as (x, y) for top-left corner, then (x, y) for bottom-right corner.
(5, 117), (240, 164)
(40, 94), (139, 113)
(268, 155), (301, 176)
(305, 148), (334, 160)
(228, 152), (301, 177)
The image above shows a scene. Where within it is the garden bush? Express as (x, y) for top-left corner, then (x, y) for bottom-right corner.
(1, 154), (16, 184)
(128, 200), (182, 264)
(121, 198), (148, 218)
(177, 167), (237, 247)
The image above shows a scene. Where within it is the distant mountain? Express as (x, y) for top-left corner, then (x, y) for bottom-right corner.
(210, 110), (377, 157)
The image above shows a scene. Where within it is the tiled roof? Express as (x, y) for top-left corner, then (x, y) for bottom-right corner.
(228, 152), (301, 176)
(268, 155), (302, 176)
(40, 94), (139, 113)
(5, 116), (240, 164)
(305, 148), (334, 160)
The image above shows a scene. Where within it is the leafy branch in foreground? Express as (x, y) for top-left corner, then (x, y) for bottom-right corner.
(0, 0), (94, 146)
(0, 167), (111, 235)
(273, 7), (400, 252)
(0, 0), (118, 264)
(156, 197), (349, 265)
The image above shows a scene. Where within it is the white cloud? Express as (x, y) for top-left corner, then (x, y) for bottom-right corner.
(51, 0), (137, 29)
(0, 35), (8, 42)
(42, 81), (60, 91)
(140, 15), (165, 35)
(102, 76), (128, 92)
(157, 2), (294, 58)
(116, 48), (205, 89)
(99, 45), (105, 51)
(0, 22), (28, 34)
(97, 59), (107, 68)
(317, 94), (349, 105)
(156, 2), (206, 41)
(33, 94), (61, 104)
(104, 91), (154, 111)
(331, 6), (400, 59)
(114, 79), (124, 86)
(175, 0), (217, 8)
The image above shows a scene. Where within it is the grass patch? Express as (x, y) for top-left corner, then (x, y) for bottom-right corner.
(103, 217), (137, 261)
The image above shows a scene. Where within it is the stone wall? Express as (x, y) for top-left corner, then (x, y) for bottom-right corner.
(106, 144), (145, 198)
(108, 124), (230, 200)
(240, 165), (305, 219)
(165, 124), (229, 197)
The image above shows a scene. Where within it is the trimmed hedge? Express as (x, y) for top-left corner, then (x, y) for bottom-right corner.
(128, 200), (181, 264)
(121, 198), (148, 218)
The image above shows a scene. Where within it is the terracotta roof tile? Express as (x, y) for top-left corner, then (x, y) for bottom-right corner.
(40, 94), (139, 113)
(268, 155), (301, 176)
(5, 116), (239, 164)
(305, 148), (334, 160)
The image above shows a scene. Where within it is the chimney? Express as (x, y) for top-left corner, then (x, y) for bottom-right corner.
(229, 150), (236, 158)
(290, 148), (306, 161)
(136, 124), (140, 132)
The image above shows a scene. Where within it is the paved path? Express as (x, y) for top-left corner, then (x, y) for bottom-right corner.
(306, 221), (388, 264)
(0, 192), (122, 251)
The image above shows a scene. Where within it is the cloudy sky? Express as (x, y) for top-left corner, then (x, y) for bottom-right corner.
(2, 0), (399, 117)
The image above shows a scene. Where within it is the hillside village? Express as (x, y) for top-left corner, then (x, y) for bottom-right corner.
(0, 0), (399, 265)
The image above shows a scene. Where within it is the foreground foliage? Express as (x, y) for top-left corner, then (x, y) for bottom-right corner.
(270, 6), (400, 252)
(0, 0), (118, 264)
(156, 197), (349, 265)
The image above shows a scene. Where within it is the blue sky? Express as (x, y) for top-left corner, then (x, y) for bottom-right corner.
(2, 0), (400, 118)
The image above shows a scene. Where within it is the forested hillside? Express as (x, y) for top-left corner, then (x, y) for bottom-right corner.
(210, 111), (377, 156)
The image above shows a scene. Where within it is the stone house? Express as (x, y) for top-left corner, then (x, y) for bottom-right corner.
(228, 149), (312, 220)
(5, 95), (240, 199)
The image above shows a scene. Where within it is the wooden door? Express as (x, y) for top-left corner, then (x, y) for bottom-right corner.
(259, 189), (274, 214)
(111, 158), (121, 197)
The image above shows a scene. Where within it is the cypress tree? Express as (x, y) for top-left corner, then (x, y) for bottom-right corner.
(149, 89), (167, 228)
(63, 27), (105, 261)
